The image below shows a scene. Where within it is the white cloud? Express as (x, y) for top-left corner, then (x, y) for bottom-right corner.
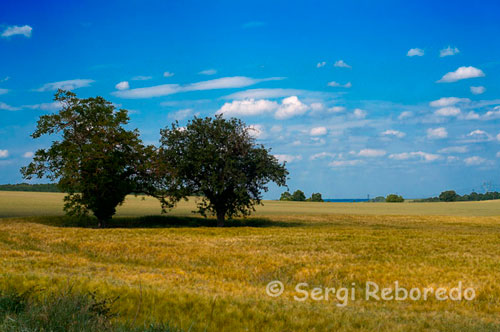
(0, 150), (8, 158)
(309, 103), (324, 111)
(24, 101), (63, 111)
(468, 129), (487, 137)
(483, 107), (500, 120)
(381, 129), (405, 138)
(310, 127), (327, 136)
(131, 75), (152, 81)
(437, 66), (485, 83)
(247, 124), (265, 139)
(353, 108), (367, 119)
(329, 160), (362, 167)
(407, 48), (424, 57)
(496, 151), (500, 158)
(1, 25), (32, 38)
(389, 151), (441, 162)
(439, 46), (460, 57)
(316, 61), (326, 68)
(23, 151), (34, 158)
(274, 154), (302, 163)
(497, 133), (500, 142)
(310, 152), (336, 160)
(434, 106), (461, 117)
(223, 88), (302, 100)
(0, 102), (21, 111)
(216, 99), (278, 117)
(464, 156), (487, 166)
(464, 111), (480, 120)
(113, 76), (283, 99)
(357, 149), (386, 157)
(163, 71), (174, 77)
(327, 81), (351, 88)
(427, 127), (448, 139)
(115, 81), (130, 90)
(36, 79), (94, 91)
(438, 146), (468, 154)
(334, 60), (351, 68)
(429, 97), (470, 107)
(199, 69), (217, 75)
(168, 108), (197, 120)
(0, 88), (8, 95)
(328, 106), (346, 113)
(470, 86), (485, 95)
(275, 96), (309, 120)
(398, 111), (413, 120)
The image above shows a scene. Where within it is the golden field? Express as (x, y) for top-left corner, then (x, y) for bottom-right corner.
(1, 191), (500, 331)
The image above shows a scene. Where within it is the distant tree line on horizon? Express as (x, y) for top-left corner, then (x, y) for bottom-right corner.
(279, 190), (324, 202)
(415, 190), (500, 202)
(0, 183), (60, 192)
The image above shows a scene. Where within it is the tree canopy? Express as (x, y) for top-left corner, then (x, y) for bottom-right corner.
(157, 115), (288, 226)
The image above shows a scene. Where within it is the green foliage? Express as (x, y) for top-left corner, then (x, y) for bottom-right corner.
(157, 115), (288, 226)
(0, 183), (60, 192)
(371, 196), (386, 202)
(279, 191), (293, 201)
(385, 194), (404, 202)
(309, 193), (324, 202)
(20, 90), (149, 227)
(439, 190), (458, 202)
(291, 190), (306, 201)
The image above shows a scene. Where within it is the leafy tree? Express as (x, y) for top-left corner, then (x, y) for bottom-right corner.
(385, 194), (404, 203)
(439, 190), (458, 202)
(371, 196), (386, 202)
(21, 90), (149, 227)
(280, 191), (293, 201)
(309, 193), (324, 202)
(291, 190), (306, 201)
(158, 115), (288, 226)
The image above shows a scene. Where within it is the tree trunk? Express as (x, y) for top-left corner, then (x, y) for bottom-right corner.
(216, 210), (225, 227)
(97, 218), (107, 228)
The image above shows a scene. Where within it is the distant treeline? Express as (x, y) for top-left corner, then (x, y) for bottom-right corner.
(0, 183), (60, 192)
(415, 190), (500, 202)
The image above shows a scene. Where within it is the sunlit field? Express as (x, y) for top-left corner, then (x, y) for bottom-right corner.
(1, 191), (500, 331)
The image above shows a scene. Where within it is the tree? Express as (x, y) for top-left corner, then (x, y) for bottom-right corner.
(439, 190), (458, 202)
(291, 190), (306, 201)
(158, 115), (288, 227)
(21, 90), (148, 227)
(385, 194), (404, 203)
(309, 193), (324, 202)
(280, 191), (293, 201)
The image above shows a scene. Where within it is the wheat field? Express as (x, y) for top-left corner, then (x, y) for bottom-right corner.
(1, 191), (500, 331)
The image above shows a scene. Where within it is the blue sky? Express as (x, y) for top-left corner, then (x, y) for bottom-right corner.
(1, 0), (500, 199)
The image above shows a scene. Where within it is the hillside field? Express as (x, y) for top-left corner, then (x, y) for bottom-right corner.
(1, 191), (500, 331)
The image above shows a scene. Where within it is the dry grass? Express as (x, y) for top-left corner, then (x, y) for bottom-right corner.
(1, 192), (500, 330)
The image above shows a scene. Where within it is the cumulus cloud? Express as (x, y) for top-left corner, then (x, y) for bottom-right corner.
(327, 81), (351, 88)
(328, 106), (346, 113)
(464, 156), (487, 166)
(407, 48), (424, 57)
(113, 76), (283, 99)
(439, 46), (459, 57)
(275, 96), (309, 119)
(223, 88), (303, 100)
(199, 69), (217, 75)
(434, 106), (461, 117)
(0, 150), (9, 158)
(310, 127), (327, 136)
(357, 149), (386, 157)
(483, 107), (500, 120)
(168, 108), (198, 120)
(329, 160), (362, 167)
(464, 111), (480, 120)
(274, 154), (302, 163)
(1, 25), (32, 38)
(470, 86), (485, 95)
(389, 151), (440, 162)
(23, 151), (34, 158)
(115, 81), (130, 90)
(163, 71), (174, 77)
(353, 108), (367, 119)
(216, 99), (278, 117)
(0, 102), (21, 111)
(438, 146), (468, 154)
(36, 79), (94, 91)
(310, 152), (336, 160)
(429, 97), (470, 107)
(316, 61), (326, 68)
(381, 129), (405, 138)
(247, 124), (265, 139)
(398, 111), (413, 120)
(437, 66), (485, 83)
(334, 60), (351, 68)
(427, 127), (448, 139)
